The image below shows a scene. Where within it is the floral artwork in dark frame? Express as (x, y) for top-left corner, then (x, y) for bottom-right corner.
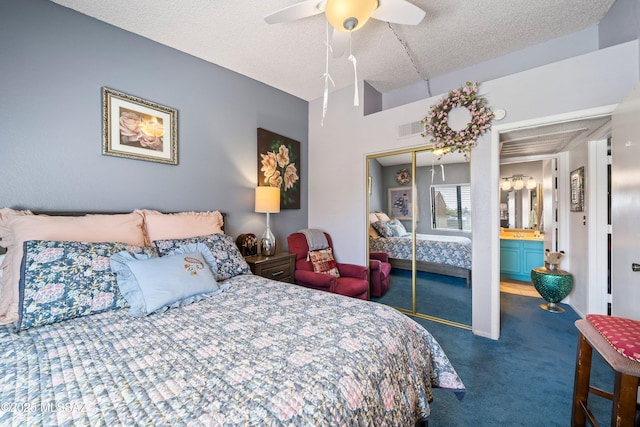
(257, 128), (301, 210)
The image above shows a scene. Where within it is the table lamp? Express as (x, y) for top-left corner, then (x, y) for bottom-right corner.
(255, 186), (280, 256)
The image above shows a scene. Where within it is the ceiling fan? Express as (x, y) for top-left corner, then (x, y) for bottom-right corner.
(265, 0), (426, 123)
(264, 0), (426, 56)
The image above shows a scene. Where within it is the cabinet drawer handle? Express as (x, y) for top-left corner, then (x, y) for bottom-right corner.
(271, 270), (285, 277)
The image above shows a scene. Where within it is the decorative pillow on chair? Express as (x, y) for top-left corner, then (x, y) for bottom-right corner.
(110, 243), (225, 317)
(371, 221), (394, 238)
(154, 233), (250, 281)
(309, 248), (340, 277)
(17, 240), (156, 331)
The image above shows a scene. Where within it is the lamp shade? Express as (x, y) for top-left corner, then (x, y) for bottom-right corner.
(325, 0), (377, 32)
(255, 186), (281, 213)
(513, 177), (524, 191)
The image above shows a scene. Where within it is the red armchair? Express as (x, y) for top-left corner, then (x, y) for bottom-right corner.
(369, 251), (391, 297)
(287, 232), (369, 300)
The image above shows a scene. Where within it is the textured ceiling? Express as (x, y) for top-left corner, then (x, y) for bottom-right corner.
(50, 0), (615, 102)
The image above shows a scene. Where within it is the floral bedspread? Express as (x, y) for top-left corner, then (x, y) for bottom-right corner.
(370, 234), (472, 270)
(0, 274), (465, 426)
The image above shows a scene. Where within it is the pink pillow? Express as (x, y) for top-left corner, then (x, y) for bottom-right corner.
(0, 212), (146, 325)
(137, 210), (224, 242)
(375, 212), (391, 222)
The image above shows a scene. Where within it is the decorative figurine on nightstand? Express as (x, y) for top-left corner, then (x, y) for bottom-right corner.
(236, 233), (258, 257)
(531, 250), (573, 313)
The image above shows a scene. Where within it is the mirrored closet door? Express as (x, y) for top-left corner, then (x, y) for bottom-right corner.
(366, 147), (472, 328)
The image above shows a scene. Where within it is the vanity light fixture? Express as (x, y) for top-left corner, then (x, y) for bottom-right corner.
(500, 175), (536, 191)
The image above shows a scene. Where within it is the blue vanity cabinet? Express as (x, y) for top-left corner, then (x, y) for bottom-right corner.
(500, 239), (544, 281)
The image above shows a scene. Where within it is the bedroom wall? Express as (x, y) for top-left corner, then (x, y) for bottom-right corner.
(308, 40), (639, 338)
(0, 0), (309, 246)
(381, 162), (470, 236)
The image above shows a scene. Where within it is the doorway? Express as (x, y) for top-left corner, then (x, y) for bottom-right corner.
(490, 106), (615, 336)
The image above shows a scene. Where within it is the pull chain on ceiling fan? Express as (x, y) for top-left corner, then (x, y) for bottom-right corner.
(264, 0), (426, 123)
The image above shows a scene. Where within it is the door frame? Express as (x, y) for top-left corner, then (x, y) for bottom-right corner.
(489, 105), (615, 338)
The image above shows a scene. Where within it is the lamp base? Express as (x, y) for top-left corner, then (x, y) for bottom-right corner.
(260, 226), (276, 257)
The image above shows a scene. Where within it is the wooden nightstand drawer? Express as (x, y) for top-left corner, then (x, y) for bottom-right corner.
(245, 252), (295, 284)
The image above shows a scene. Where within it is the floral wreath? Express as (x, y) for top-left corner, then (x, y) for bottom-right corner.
(421, 82), (494, 159)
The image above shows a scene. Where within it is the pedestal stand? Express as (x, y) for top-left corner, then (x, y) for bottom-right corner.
(530, 266), (574, 313)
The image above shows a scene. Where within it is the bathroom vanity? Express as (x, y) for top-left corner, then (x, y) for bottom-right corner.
(500, 229), (545, 282)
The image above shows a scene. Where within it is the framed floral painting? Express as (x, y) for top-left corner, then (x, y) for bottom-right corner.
(102, 87), (178, 165)
(257, 128), (300, 209)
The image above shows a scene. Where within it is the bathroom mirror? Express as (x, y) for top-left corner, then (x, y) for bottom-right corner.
(500, 161), (545, 231)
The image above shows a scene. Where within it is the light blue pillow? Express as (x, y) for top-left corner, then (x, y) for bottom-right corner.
(110, 243), (224, 317)
(153, 233), (251, 281)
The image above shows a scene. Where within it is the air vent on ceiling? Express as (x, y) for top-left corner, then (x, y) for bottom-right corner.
(398, 121), (423, 139)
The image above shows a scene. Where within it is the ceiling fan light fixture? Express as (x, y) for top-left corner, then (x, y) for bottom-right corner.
(325, 0), (378, 32)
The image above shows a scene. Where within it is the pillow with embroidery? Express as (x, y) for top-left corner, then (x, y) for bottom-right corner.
(110, 243), (226, 317)
(17, 240), (156, 331)
(371, 221), (394, 238)
(309, 248), (340, 277)
(154, 233), (250, 281)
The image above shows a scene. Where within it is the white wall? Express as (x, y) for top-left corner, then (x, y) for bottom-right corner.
(308, 40), (639, 339)
(565, 143), (590, 315)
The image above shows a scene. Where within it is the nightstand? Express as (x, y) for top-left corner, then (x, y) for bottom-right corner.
(245, 252), (296, 283)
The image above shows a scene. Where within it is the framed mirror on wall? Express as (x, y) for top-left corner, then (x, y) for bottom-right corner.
(366, 147), (472, 329)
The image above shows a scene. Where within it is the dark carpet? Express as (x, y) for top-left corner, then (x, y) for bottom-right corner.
(371, 268), (472, 326)
(411, 292), (616, 426)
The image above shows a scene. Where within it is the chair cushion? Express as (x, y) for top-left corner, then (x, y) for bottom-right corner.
(309, 248), (340, 277)
(586, 314), (640, 362)
(334, 277), (369, 299)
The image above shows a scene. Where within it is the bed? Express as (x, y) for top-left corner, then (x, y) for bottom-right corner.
(0, 209), (465, 426)
(369, 234), (472, 287)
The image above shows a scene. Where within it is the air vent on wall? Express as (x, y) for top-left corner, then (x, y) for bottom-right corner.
(398, 121), (423, 139)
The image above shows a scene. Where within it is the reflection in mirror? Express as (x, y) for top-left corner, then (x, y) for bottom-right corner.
(366, 149), (472, 328)
(500, 161), (545, 231)
(368, 154), (412, 312)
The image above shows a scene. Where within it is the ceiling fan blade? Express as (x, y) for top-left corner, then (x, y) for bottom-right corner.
(371, 0), (426, 25)
(264, 0), (325, 24)
(331, 28), (349, 58)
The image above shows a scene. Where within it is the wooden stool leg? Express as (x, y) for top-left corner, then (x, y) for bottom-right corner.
(611, 372), (639, 427)
(572, 333), (593, 427)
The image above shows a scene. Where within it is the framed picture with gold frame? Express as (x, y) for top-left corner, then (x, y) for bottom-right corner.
(102, 87), (178, 165)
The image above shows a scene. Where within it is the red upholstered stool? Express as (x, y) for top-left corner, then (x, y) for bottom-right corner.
(571, 315), (640, 427)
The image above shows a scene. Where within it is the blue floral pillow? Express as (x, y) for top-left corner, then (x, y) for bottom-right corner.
(154, 234), (250, 281)
(371, 221), (394, 238)
(388, 218), (410, 237)
(17, 240), (157, 331)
